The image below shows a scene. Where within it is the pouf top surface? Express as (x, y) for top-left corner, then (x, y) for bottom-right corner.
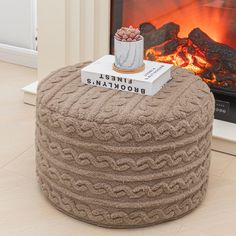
(37, 63), (214, 126)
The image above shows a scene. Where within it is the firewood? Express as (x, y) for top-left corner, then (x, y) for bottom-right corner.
(189, 28), (236, 73)
(201, 69), (213, 80)
(139, 22), (156, 34)
(161, 39), (179, 55)
(216, 73), (233, 82)
(141, 22), (180, 49)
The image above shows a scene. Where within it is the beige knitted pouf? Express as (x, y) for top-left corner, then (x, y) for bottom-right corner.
(36, 63), (215, 228)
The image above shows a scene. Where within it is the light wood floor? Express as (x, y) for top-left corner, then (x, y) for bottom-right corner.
(0, 61), (236, 236)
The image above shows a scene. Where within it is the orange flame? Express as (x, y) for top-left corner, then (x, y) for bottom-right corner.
(145, 39), (221, 85)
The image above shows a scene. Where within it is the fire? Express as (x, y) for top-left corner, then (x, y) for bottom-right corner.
(145, 39), (219, 85)
(119, 0), (236, 90)
(122, 0), (235, 49)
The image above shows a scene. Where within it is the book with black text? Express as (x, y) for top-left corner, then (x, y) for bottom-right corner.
(81, 55), (172, 96)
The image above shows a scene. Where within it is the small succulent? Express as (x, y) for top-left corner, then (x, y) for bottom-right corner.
(115, 26), (142, 42)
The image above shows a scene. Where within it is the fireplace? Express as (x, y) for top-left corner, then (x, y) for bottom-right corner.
(110, 0), (236, 123)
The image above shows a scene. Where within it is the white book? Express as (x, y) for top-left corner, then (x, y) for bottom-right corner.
(81, 55), (172, 96)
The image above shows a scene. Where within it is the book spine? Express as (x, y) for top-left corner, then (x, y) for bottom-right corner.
(81, 70), (151, 95)
(152, 69), (172, 95)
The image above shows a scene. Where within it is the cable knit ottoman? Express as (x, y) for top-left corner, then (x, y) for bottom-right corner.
(36, 63), (215, 228)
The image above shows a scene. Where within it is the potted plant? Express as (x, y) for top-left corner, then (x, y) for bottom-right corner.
(113, 26), (145, 73)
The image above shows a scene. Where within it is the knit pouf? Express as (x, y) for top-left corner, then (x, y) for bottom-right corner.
(36, 63), (215, 228)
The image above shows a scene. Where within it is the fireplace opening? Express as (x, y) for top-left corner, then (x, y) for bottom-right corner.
(110, 0), (236, 123)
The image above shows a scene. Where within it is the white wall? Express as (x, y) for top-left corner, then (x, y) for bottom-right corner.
(38, 0), (110, 80)
(0, 0), (36, 50)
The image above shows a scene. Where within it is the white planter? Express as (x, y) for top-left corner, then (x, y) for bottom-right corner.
(114, 36), (144, 72)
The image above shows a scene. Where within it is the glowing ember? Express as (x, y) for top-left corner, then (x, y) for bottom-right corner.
(145, 37), (236, 88)
(146, 41), (207, 81)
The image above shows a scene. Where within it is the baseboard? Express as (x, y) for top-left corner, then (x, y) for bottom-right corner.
(21, 81), (38, 105)
(212, 119), (236, 156)
(212, 137), (236, 156)
(0, 43), (37, 68)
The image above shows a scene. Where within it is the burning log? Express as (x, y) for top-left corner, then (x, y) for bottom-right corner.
(211, 62), (222, 73)
(140, 22), (156, 34)
(201, 69), (213, 80)
(223, 60), (236, 74)
(189, 28), (236, 73)
(193, 57), (206, 69)
(187, 45), (196, 54)
(141, 22), (180, 49)
(176, 51), (189, 67)
(161, 39), (179, 55)
(147, 39), (179, 56)
(215, 73), (234, 83)
(143, 22), (236, 89)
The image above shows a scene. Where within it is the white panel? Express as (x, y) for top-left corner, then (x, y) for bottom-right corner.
(37, 0), (66, 79)
(37, 0), (110, 80)
(0, 0), (36, 49)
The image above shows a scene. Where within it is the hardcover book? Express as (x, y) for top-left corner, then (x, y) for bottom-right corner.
(81, 55), (172, 96)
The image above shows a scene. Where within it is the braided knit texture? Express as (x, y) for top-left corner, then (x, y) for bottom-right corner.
(36, 63), (215, 228)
